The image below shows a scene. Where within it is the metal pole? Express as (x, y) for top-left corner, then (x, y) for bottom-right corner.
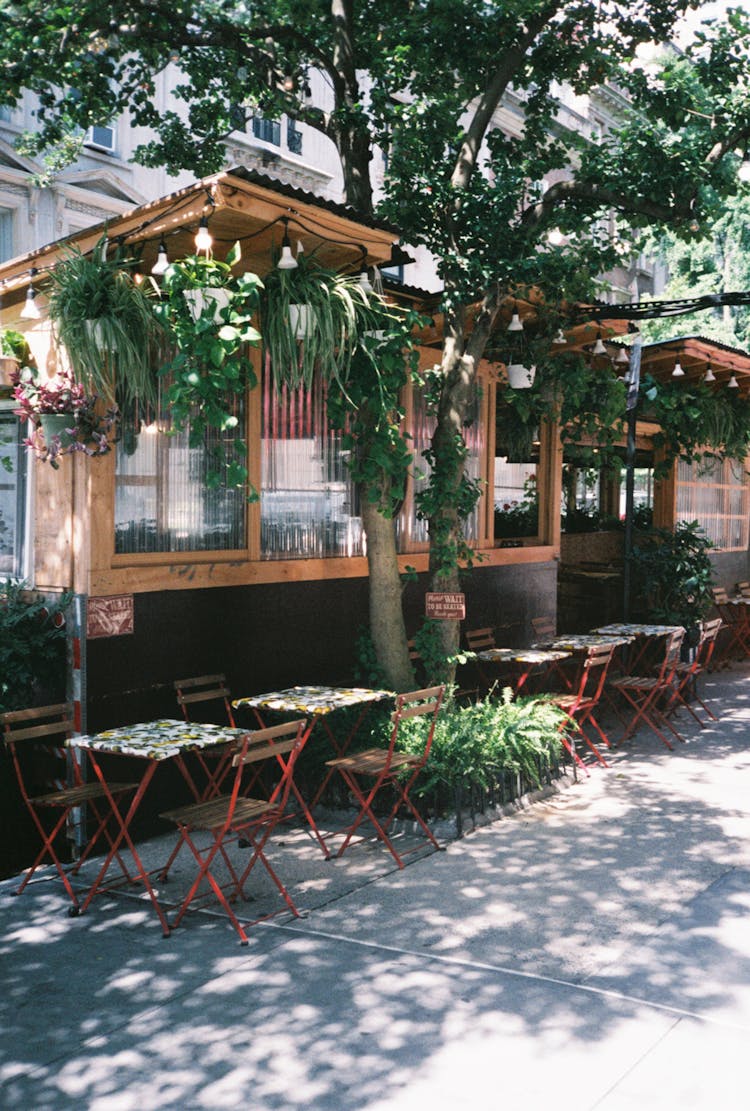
(623, 338), (642, 621)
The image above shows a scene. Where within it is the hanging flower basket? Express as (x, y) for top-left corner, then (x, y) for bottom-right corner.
(39, 412), (78, 449)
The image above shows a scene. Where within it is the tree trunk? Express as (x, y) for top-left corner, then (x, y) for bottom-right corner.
(361, 493), (414, 691)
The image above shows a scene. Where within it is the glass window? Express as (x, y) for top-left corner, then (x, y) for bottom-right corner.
(260, 368), (363, 559)
(286, 119), (302, 155)
(252, 116), (281, 146)
(0, 409), (28, 577)
(676, 457), (750, 551)
(0, 208), (13, 264)
(114, 390), (247, 554)
(405, 384), (484, 546)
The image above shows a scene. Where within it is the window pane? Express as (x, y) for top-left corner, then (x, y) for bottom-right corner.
(260, 366), (363, 559)
(0, 209), (13, 264)
(405, 384), (484, 546)
(0, 412), (27, 577)
(675, 457), (749, 551)
(114, 392), (247, 554)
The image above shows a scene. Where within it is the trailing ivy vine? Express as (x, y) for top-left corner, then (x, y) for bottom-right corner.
(154, 243), (261, 491)
(639, 374), (750, 476)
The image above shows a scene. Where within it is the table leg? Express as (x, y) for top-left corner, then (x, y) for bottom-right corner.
(78, 757), (172, 938)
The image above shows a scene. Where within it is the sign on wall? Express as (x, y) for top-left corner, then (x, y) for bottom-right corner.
(425, 592), (466, 620)
(87, 595), (135, 639)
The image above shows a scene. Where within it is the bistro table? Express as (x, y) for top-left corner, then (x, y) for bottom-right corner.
(592, 623), (685, 674)
(70, 718), (249, 936)
(232, 686), (394, 857)
(473, 647), (572, 695)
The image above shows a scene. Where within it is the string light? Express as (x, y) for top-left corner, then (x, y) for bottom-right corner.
(194, 216), (213, 253)
(728, 373), (739, 389)
(151, 238), (169, 275)
(20, 268), (40, 320)
(277, 218), (298, 270)
(507, 303), (523, 331)
(672, 356), (685, 378)
(703, 364), (716, 383)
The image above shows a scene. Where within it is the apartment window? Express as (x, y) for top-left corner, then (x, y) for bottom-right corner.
(286, 119), (303, 155)
(0, 208), (13, 263)
(0, 408), (28, 578)
(0, 106), (11, 123)
(260, 369), (363, 559)
(85, 125), (116, 153)
(114, 390), (247, 554)
(676, 456), (750, 551)
(252, 116), (281, 146)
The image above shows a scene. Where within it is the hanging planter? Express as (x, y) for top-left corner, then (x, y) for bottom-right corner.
(507, 363), (537, 389)
(182, 287), (232, 322)
(46, 237), (163, 406)
(39, 412), (77, 449)
(288, 303), (313, 341)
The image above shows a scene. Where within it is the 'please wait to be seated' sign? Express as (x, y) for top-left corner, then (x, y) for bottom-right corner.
(425, 592), (466, 620)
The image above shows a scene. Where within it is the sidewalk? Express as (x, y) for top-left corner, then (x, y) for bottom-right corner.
(2, 665), (750, 1110)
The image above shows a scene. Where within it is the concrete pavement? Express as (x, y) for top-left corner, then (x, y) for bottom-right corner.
(2, 664), (750, 1109)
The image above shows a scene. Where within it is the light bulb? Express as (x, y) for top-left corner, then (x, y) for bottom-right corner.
(195, 217), (213, 252)
(151, 239), (169, 275)
(616, 347), (630, 365)
(728, 373), (739, 389)
(591, 337), (607, 356)
(507, 312), (523, 332)
(672, 359), (685, 378)
(359, 266), (373, 294)
(20, 282), (40, 320)
(277, 243), (298, 270)
(704, 366), (716, 383)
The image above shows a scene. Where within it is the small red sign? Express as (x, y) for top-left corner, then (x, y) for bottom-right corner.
(87, 595), (135, 639)
(425, 592), (466, 620)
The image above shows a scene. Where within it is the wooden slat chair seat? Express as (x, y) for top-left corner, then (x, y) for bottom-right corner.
(736, 581), (750, 598)
(608, 629), (686, 750)
(1, 704), (138, 912)
(462, 627), (507, 693)
(160, 719), (310, 945)
(326, 685), (445, 868)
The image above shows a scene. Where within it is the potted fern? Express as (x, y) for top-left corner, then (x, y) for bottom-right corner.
(46, 237), (164, 406)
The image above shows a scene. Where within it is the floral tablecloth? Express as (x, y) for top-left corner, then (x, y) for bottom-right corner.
(532, 633), (635, 651)
(233, 686), (393, 716)
(476, 648), (571, 664)
(592, 624), (684, 637)
(71, 719), (248, 760)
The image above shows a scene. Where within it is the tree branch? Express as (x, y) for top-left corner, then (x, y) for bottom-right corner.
(520, 177), (694, 228)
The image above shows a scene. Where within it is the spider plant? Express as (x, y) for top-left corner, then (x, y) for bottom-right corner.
(46, 237), (164, 405)
(260, 253), (392, 390)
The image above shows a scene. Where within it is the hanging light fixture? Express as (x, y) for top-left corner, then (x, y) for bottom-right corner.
(194, 215), (213, 253)
(672, 356), (685, 378)
(615, 347), (630, 365)
(151, 238), (169, 275)
(703, 363), (716, 383)
(728, 373), (739, 389)
(20, 268), (40, 320)
(591, 331), (607, 356)
(358, 253), (373, 293)
(507, 302), (523, 332)
(277, 218), (298, 270)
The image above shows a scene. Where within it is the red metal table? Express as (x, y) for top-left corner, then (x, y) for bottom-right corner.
(232, 685), (394, 857)
(69, 718), (248, 936)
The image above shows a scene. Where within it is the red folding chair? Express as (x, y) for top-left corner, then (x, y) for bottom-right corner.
(609, 629), (686, 749)
(325, 685), (445, 868)
(664, 617), (722, 727)
(1, 704), (138, 913)
(174, 673), (238, 795)
(547, 643), (615, 771)
(159, 719), (309, 945)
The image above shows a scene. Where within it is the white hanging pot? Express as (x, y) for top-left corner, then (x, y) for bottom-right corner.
(182, 288), (231, 322)
(507, 363), (536, 389)
(289, 303), (313, 340)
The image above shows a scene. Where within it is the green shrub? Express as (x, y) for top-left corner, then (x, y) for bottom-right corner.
(0, 581), (70, 713)
(390, 689), (567, 798)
